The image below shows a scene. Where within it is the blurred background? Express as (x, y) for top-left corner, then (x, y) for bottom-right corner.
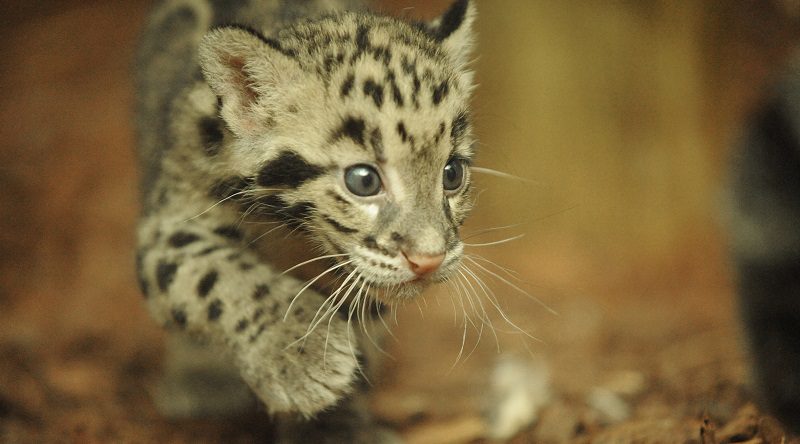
(1, 0), (799, 442)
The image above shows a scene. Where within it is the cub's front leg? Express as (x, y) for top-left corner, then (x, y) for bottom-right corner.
(136, 208), (359, 417)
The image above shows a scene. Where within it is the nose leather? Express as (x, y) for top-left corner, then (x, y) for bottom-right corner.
(403, 251), (445, 276)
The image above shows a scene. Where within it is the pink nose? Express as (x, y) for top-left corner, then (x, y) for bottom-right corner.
(403, 252), (445, 276)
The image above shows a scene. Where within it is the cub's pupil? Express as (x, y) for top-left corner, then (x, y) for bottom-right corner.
(443, 158), (464, 191)
(345, 165), (382, 196)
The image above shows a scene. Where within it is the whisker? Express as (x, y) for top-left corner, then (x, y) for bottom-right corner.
(298, 268), (359, 343)
(462, 263), (543, 343)
(351, 279), (366, 335)
(471, 166), (537, 184)
(461, 265), (512, 343)
(453, 271), (486, 361)
(238, 199), (264, 225)
(283, 260), (354, 321)
(467, 254), (524, 281)
(453, 272), (481, 331)
(360, 283), (393, 359)
(183, 189), (253, 222)
(247, 222), (287, 247)
(445, 275), (471, 371)
(464, 233), (525, 247)
(284, 268), (356, 354)
(457, 267), (500, 352)
(391, 295), (399, 325)
(346, 277), (371, 385)
(463, 223), (524, 241)
(414, 298), (425, 318)
(323, 273), (362, 366)
(359, 283), (370, 336)
(281, 253), (350, 276)
(375, 301), (396, 340)
(443, 277), (460, 325)
(465, 256), (558, 316)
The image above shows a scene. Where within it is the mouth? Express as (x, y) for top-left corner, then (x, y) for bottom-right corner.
(322, 250), (458, 303)
(353, 274), (430, 304)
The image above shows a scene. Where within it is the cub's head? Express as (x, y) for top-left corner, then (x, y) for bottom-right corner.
(199, 0), (477, 301)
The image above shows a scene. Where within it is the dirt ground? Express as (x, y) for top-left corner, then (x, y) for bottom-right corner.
(1, 1), (800, 443)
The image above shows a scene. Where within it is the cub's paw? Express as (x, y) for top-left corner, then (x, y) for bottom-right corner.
(237, 293), (361, 416)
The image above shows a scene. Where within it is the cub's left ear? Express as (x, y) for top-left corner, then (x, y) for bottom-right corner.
(427, 0), (477, 70)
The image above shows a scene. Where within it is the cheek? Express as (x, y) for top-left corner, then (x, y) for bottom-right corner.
(312, 184), (381, 240)
(448, 193), (472, 226)
(363, 203), (380, 220)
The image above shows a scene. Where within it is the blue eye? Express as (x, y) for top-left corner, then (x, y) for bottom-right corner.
(443, 158), (465, 192)
(344, 164), (382, 197)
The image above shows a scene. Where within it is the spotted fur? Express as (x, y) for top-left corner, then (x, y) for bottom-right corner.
(134, 0), (477, 437)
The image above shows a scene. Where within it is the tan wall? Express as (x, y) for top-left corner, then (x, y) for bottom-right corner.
(380, 1), (799, 287)
(0, 0), (797, 336)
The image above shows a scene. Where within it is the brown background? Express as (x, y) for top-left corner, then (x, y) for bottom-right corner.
(1, 0), (799, 442)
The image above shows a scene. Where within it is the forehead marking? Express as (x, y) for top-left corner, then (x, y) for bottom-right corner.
(351, 24), (370, 63)
(386, 70), (404, 107)
(363, 78), (384, 108)
(400, 54), (422, 109)
(340, 73), (355, 98)
(369, 128), (385, 162)
(397, 122), (408, 143)
(332, 116), (367, 148)
(435, 121), (446, 145)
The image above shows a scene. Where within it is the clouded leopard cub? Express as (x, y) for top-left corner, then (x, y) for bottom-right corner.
(134, 0), (476, 439)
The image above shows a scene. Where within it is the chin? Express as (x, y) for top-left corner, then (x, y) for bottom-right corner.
(376, 280), (429, 304)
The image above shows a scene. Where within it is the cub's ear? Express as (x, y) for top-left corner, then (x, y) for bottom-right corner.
(198, 26), (305, 136)
(427, 0), (477, 71)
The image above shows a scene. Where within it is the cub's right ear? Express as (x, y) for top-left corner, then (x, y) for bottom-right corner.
(427, 0), (477, 72)
(198, 26), (306, 137)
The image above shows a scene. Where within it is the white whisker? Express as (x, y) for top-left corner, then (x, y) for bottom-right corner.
(447, 277), (471, 371)
(239, 200), (263, 225)
(462, 262), (543, 343)
(299, 268), (359, 343)
(465, 256), (557, 316)
(359, 283), (393, 359)
(346, 278), (370, 385)
(453, 271), (486, 361)
(247, 222), (287, 247)
(463, 223), (524, 241)
(375, 299), (396, 341)
(414, 298), (425, 318)
(283, 260), (354, 321)
(467, 254), (524, 281)
(457, 267), (500, 352)
(471, 166), (536, 184)
(323, 273), (362, 366)
(281, 253), (350, 276)
(184, 189), (252, 222)
(464, 233), (525, 247)
(443, 277), (460, 325)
